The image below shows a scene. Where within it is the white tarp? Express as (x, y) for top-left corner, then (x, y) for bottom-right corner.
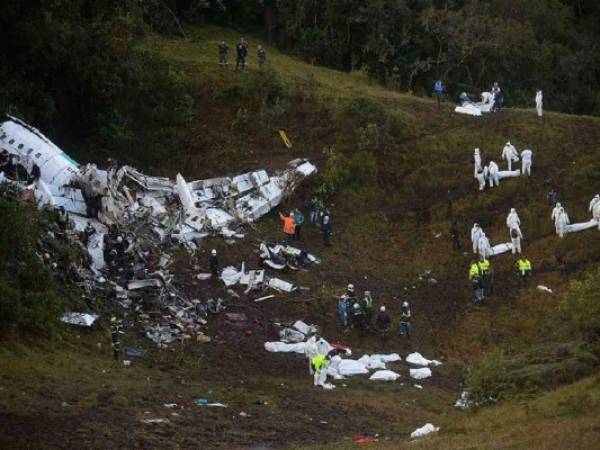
(565, 219), (597, 233)
(489, 242), (513, 256)
(410, 368), (433, 380)
(455, 105), (482, 116)
(371, 353), (401, 363)
(369, 370), (401, 381)
(358, 355), (387, 370)
(264, 341), (306, 354)
(410, 423), (440, 438)
(497, 169), (521, 180)
(293, 320), (317, 335)
(268, 278), (296, 292)
(337, 360), (369, 376)
(405, 352), (442, 367)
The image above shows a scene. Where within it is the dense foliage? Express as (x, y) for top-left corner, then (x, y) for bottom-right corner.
(199, 0), (600, 115)
(0, 188), (62, 337)
(0, 0), (193, 168)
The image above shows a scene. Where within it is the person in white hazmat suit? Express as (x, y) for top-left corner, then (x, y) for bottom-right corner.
(551, 202), (562, 222)
(488, 161), (500, 187)
(501, 142), (519, 171)
(555, 207), (570, 238)
(589, 194), (600, 229)
(478, 232), (492, 259)
(475, 166), (486, 191)
(521, 148), (533, 176)
(471, 223), (484, 254)
(535, 90), (543, 117)
(473, 148), (482, 176)
(506, 208), (521, 229)
(510, 225), (523, 254)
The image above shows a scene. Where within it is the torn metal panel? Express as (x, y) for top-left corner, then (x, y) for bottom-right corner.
(61, 312), (99, 327)
(268, 278), (296, 292)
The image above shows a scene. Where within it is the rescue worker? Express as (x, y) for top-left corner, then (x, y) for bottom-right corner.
(547, 189), (557, 207)
(477, 256), (493, 294)
(555, 207), (570, 238)
(478, 232), (492, 259)
(475, 165), (486, 191)
(82, 221), (96, 246)
(469, 261), (481, 281)
(110, 315), (121, 361)
(473, 148), (483, 177)
(257, 45), (267, 68)
(218, 41), (229, 67)
(433, 80), (444, 108)
(488, 161), (500, 187)
(472, 272), (485, 304)
(209, 249), (219, 277)
(375, 306), (391, 344)
(521, 148), (533, 176)
(590, 194), (600, 228)
(338, 296), (348, 329)
(506, 208), (521, 229)
(551, 202), (563, 222)
(398, 301), (411, 338)
(361, 291), (373, 323)
(588, 194), (599, 214)
(515, 257), (532, 286)
(308, 198), (318, 224)
(450, 219), (461, 250)
(311, 353), (334, 389)
(491, 82), (503, 112)
(352, 302), (367, 334)
(510, 225), (523, 254)
(293, 208), (304, 240)
(235, 38), (248, 71)
(344, 284), (357, 325)
(501, 142), (519, 171)
(321, 215), (332, 247)
(471, 223), (483, 254)
(535, 89), (543, 117)
(56, 206), (69, 230)
(279, 211), (296, 241)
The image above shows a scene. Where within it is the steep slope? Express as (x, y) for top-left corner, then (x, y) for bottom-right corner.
(1, 24), (599, 450)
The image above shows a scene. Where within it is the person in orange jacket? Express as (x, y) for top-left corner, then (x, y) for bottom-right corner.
(279, 211), (296, 240)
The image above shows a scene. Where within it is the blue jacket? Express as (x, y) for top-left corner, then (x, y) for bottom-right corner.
(338, 300), (348, 317)
(434, 81), (443, 93)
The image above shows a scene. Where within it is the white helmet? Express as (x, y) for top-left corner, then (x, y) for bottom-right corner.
(353, 303), (360, 309)
(347, 284), (354, 292)
(510, 208), (516, 213)
(116, 236), (123, 243)
(211, 249), (217, 256)
(380, 306), (386, 312)
(402, 301), (409, 308)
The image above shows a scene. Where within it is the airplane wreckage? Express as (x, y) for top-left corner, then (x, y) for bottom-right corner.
(0, 116), (318, 346)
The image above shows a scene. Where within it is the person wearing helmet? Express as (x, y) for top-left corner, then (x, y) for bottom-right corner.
(361, 291), (374, 323)
(209, 249), (219, 277)
(501, 142), (519, 171)
(506, 208), (520, 229)
(375, 306), (391, 344)
(321, 215), (332, 247)
(471, 223), (483, 254)
(56, 206), (69, 230)
(351, 301), (367, 334)
(279, 211), (296, 240)
(398, 301), (411, 338)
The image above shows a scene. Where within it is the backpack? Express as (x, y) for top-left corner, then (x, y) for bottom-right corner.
(510, 228), (519, 238)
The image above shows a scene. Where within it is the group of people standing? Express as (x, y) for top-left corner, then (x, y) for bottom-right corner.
(337, 284), (412, 342)
(473, 143), (534, 191)
(279, 197), (333, 247)
(218, 38), (267, 71)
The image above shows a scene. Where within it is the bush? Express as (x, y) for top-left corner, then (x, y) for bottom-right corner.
(559, 268), (600, 341)
(344, 98), (388, 128)
(0, 190), (63, 337)
(317, 147), (378, 199)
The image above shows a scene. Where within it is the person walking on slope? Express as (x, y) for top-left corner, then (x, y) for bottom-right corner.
(469, 262), (485, 304)
(321, 215), (332, 247)
(478, 231), (492, 259)
(501, 142), (519, 171)
(471, 223), (483, 254)
(535, 90), (543, 117)
(450, 219), (461, 250)
(337, 296), (348, 329)
(555, 206), (570, 238)
(361, 291), (374, 323)
(551, 202), (563, 222)
(433, 80), (444, 108)
(515, 257), (532, 286)
(487, 161), (500, 187)
(478, 256), (493, 294)
(293, 208), (304, 240)
(218, 41), (229, 67)
(510, 225), (523, 254)
(475, 165), (486, 191)
(375, 306), (391, 344)
(257, 45), (267, 68)
(209, 249), (219, 277)
(397, 301), (412, 338)
(473, 148), (483, 176)
(235, 38), (248, 71)
(521, 148), (533, 176)
(279, 211), (296, 241)
(506, 208), (521, 229)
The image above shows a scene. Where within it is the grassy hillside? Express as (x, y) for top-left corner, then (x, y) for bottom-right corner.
(1, 24), (599, 449)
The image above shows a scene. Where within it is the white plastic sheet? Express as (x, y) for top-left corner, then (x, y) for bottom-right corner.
(358, 355), (387, 370)
(337, 360), (369, 376)
(369, 370), (401, 381)
(410, 368), (433, 380)
(264, 342), (306, 353)
(405, 352), (442, 367)
(565, 220), (597, 233)
(410, 423), (440, 438)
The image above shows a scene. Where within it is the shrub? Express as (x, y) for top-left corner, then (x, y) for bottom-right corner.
(559, 268), (600, 341)
(344, 98), (388, 128)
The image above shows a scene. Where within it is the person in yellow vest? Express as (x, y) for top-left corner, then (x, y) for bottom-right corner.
(311, 354), (335, 389)
(469, 262), (485, 304)
(478, 256), (494, 294)
(515, 257), (532, 286)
